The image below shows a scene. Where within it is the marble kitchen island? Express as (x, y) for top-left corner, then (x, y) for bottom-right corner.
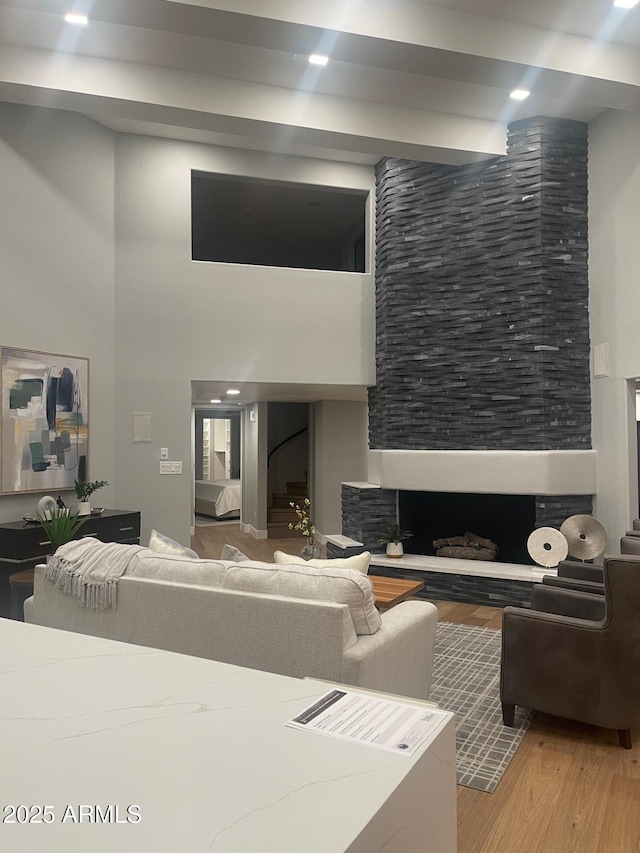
(0, 619), (456, 853)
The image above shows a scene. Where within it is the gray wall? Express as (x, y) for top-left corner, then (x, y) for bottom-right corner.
(0, 104), (116, 522)
(589, 110), (640, 543)
(241, 403), (268, 536)
(311, 401), (369, 536)
(113, 133), (375, 545)
(0, 114), (374, 543)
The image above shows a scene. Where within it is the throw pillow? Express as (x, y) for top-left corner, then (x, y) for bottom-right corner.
(273, 550), (371, 575)
(148, 529), (200, 559)
(221, 543), (249, 562)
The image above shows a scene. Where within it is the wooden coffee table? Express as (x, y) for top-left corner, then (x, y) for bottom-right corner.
(370, 576), (425, 610)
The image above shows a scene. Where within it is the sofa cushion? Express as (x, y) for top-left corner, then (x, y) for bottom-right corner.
(222, 560), (381, 635)
(127, 550), (226, 587)
(274, 550), (371, 575)
(149, 529), (199, 559)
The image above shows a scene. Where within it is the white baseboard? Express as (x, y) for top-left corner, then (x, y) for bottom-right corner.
(241, 523), (268, 540)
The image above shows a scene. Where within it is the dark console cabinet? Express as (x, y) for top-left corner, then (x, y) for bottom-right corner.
(0, 510), (141, 618)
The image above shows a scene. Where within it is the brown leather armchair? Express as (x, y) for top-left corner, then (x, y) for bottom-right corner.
(620, 535), (640, 556)
(542, 559), (605, 596)
(627, 519), (640, 535)
(501, 554), (640, 748)
(542, 533), (640, 596)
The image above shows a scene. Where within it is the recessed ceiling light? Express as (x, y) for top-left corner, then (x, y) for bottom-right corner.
(64, 12), (88, 25)
(510, 89), (530, 100)
(613, 0), (639, 8)
(226, 389), (240, 395)
(308, 54), (329, 66)
(210, 398), (221, 404)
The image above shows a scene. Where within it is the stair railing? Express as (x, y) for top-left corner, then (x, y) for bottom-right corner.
(267, 427), (308, 468)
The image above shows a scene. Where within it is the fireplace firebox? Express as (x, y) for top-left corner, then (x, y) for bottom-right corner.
(399, 491), (536, 565)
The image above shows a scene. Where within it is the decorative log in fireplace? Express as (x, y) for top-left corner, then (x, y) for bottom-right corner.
(433, 532), (498, 561)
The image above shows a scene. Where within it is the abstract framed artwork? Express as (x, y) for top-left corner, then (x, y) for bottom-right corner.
(1, 347), (89, 494)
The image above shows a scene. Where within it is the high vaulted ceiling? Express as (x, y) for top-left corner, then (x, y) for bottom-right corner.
(2, 0), (640, 166)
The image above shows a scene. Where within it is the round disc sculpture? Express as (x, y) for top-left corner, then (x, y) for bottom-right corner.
(527, 526), (569, 568)
(559, 514), (607, 561)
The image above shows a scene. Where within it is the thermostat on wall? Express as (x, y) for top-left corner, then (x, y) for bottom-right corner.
(592, 343), (609, 377)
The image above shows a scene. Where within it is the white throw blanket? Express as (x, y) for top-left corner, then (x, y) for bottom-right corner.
(44, 538), (146, 609)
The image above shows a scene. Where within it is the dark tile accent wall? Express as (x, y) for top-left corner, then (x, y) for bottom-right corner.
(339, 117), (592, 604)
(368, 566), (534, 608)
(369, 116), (590, 452)
(535, 495), (593, 528)
(341, 485), (396, 552)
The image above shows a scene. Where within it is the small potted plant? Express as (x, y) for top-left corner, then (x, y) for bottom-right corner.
(37, 508), (85, 552)
(377, 522), (412, 558)
(74, 479), (109, 516)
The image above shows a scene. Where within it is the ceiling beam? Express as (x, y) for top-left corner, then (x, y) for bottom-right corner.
(0, 45), (506, 164)
(169, 0), (640, 110)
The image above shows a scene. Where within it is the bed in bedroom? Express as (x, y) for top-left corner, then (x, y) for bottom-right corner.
(195, 479), (242, 519)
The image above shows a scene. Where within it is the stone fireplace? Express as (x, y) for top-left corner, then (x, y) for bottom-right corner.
(332, 117), (596, 602)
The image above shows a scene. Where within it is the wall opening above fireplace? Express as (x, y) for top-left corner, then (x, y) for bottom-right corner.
(399, 491), (536, 565)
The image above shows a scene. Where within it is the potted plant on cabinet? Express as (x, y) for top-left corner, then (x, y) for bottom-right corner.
(74, 479), (109, 516)
(377, 522), (412, 558)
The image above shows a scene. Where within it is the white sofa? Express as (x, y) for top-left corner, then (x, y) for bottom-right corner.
(24, 547), (439, 700)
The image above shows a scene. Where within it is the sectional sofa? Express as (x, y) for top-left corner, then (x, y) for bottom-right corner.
(24, 546), (438, 700)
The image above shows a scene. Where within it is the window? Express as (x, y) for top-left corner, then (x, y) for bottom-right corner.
(191, 172), (367, 272)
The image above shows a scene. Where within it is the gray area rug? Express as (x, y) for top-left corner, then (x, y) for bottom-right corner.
(429, 621), (533, 794)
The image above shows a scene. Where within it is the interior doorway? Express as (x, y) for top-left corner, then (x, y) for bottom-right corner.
(193, 408), (242, 523)
(266, 402), (310, 538)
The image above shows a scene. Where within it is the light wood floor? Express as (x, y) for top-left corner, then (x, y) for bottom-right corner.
(192, 524), (640, 853)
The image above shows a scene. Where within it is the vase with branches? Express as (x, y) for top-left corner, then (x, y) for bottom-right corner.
(288, 497), (323, 560)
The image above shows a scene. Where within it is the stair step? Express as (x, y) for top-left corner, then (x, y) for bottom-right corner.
(286, 482), (308, 496)
(267, 508), (299, 523)
(272, 493), (306, 508)
(267, 523), (303, 539)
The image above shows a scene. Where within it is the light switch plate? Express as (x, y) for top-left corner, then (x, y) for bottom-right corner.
(160, 448), (169, 459)
(160, 461), (182, 474)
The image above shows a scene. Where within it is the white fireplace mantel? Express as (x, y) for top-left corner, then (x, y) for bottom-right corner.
(368, 449), (597, 496)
